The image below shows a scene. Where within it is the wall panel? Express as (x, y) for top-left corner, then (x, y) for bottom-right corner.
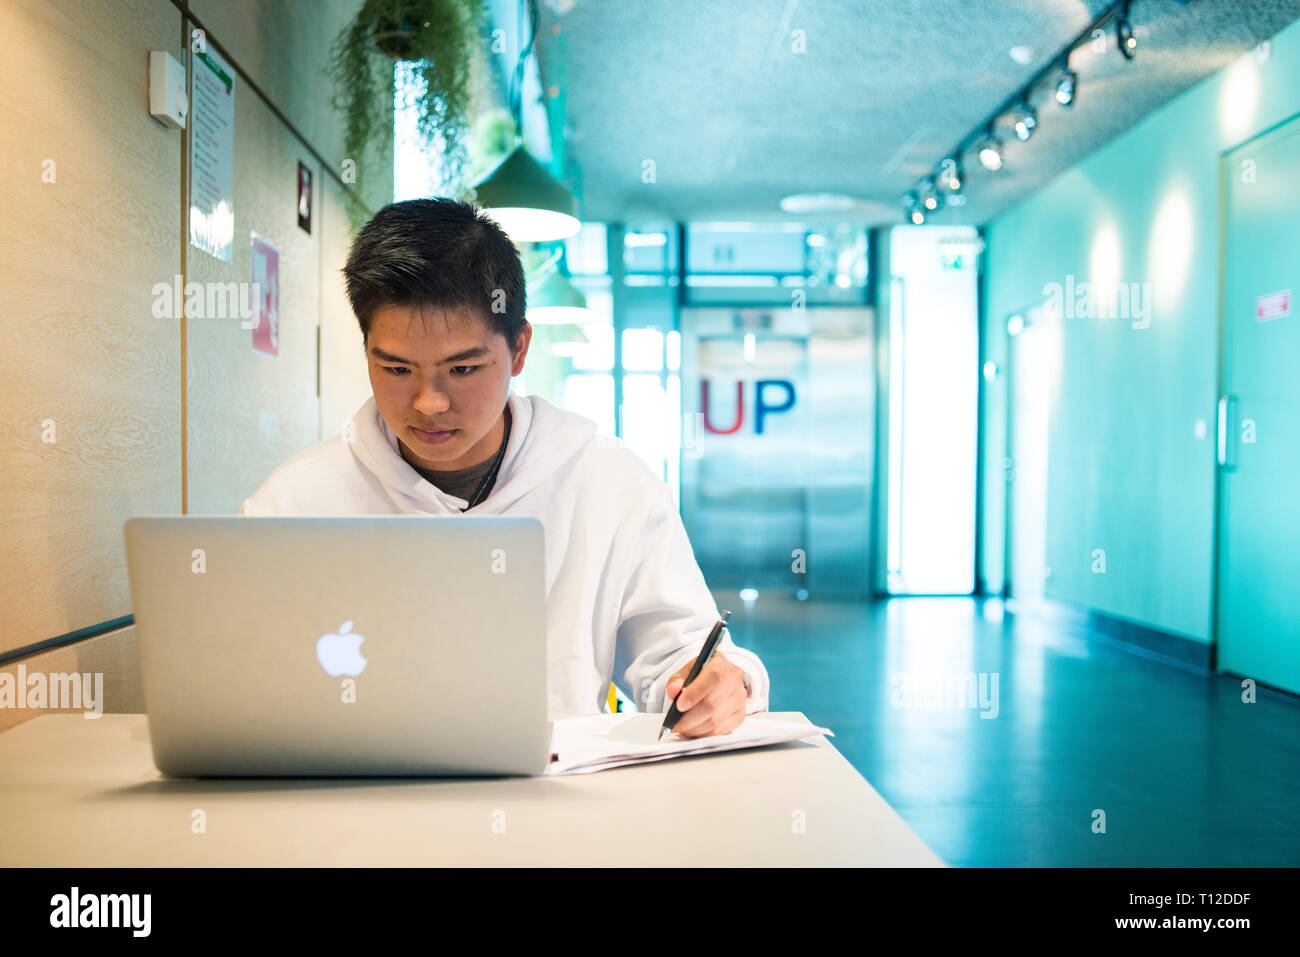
(320, 175), (374, 438)
(0, 0), (183, 656)
(186, 80), (322, 514)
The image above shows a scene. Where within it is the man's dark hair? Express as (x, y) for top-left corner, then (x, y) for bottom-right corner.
(342, 197), (526, 353)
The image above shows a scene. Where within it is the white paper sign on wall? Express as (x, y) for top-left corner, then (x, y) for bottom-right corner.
(1256, 289), (1291, 323)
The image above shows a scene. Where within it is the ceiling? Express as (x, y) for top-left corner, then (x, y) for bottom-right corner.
(526, 0), (1300, 227)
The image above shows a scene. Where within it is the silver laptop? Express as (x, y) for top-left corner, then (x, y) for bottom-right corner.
(123, 516), (552, 777)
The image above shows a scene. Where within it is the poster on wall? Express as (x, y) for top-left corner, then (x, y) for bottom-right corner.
(250, 233), (280, 358)
(188, 38), (236, 263)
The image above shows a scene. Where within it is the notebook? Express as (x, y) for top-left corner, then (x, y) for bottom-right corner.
(545, 713), (833, 775)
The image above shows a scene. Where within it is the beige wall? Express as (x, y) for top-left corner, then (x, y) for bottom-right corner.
(0, 0), (183, 661)
(184, 70), (325, 515)
(320, 173), (375, 438)
(0, 0), (403, 729)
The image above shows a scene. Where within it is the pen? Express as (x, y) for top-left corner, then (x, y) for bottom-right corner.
(657, 610), (731, 741)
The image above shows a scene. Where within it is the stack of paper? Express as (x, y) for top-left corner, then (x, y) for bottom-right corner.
(544, 712), (834, 776)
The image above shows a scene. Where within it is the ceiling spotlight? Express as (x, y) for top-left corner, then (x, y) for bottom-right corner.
(978, 135), (1003, 172)
(903, 192), (925, 225)
(940, 158), (963, 192)
(1117, 21), (1137, 58)
(1013, 105), (1037, 141)
(921, 181), (941, 210)
(1055, 66), (1077, 107)
(1117, 0), (1137, 59)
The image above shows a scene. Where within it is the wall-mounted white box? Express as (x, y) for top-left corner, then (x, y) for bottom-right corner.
(149, 50), (187, 129)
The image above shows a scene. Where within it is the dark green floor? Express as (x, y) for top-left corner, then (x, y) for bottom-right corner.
(716, 593), (1300, 867)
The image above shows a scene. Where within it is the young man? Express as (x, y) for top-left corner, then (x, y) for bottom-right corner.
(239, 198), (770, 737)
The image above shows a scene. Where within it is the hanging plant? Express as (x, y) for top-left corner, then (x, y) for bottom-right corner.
(327, 0), (487, 211)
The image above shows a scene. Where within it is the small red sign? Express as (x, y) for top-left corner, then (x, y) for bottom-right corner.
(1256, 289), (1290, 322)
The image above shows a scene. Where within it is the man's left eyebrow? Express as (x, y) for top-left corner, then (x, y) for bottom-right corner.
(436, 347), (491, 365)
(369, 346), (417, 364)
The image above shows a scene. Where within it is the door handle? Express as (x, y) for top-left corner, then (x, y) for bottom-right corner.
(1217, 394), (1238, 470)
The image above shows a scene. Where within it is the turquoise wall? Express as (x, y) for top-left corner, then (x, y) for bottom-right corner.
(981, 16), (1300, 641)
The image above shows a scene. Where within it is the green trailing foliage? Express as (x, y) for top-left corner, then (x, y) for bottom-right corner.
(328, 0), (488, 225)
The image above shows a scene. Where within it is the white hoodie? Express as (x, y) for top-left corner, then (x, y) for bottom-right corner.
(238, 391), (771, 720)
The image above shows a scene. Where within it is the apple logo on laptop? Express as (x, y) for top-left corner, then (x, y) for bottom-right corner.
(316, 620), (368, 676)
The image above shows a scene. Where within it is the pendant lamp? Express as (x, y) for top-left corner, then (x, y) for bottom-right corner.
(473, 0), (580, 242)
(527, 261), (588, 324)
(473, 139), (581, 242)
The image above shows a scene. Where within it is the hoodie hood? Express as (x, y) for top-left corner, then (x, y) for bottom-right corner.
(350, 391), (598, 516)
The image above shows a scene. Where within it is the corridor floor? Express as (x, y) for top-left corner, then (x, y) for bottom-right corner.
(716, 594), (1300, 867)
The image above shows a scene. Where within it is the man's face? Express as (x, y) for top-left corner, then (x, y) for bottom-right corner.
(366, 303), (531, 472)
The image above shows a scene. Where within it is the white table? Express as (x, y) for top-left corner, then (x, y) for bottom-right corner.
(0, 712), (945, 866)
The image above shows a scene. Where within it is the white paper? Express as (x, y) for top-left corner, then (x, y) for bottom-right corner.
(188, 42), (236, 263)
(545, 713), (833, 776)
